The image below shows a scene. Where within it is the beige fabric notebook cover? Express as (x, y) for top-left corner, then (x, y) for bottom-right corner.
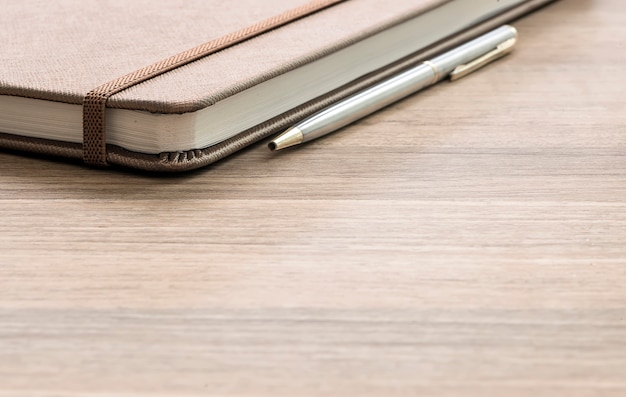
(0, 0), (554, 171)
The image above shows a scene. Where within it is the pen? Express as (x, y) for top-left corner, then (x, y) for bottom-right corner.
(269, 25), (518, 151)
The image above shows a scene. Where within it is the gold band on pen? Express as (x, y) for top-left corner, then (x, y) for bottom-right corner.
(422, 60), (441, 84)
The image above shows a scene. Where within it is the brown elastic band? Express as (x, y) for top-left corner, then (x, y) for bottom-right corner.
(82, 0), (347, 166)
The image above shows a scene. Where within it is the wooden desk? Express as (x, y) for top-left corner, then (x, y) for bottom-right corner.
(1, 1), (624, 395)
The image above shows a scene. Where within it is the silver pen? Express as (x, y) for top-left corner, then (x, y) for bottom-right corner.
(269, 25), (518, 151)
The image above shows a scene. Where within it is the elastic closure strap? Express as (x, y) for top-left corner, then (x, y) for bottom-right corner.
(82, 0), (347, 166)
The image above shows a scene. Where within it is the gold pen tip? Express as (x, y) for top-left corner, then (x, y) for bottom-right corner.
(268, 127), (304, 151)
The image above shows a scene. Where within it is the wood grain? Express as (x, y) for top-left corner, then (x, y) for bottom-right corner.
(1, 0), (625, 396)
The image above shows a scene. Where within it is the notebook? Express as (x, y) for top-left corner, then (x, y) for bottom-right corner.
(0, 0), (555, 171)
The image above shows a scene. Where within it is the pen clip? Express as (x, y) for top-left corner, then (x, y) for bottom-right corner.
(449, 36), (517, 81)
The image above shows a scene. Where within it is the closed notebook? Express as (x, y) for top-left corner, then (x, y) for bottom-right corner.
(0, 0), (554, 171)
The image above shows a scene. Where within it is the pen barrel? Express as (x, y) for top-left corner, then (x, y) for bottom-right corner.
(300, 65), (436, 141)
